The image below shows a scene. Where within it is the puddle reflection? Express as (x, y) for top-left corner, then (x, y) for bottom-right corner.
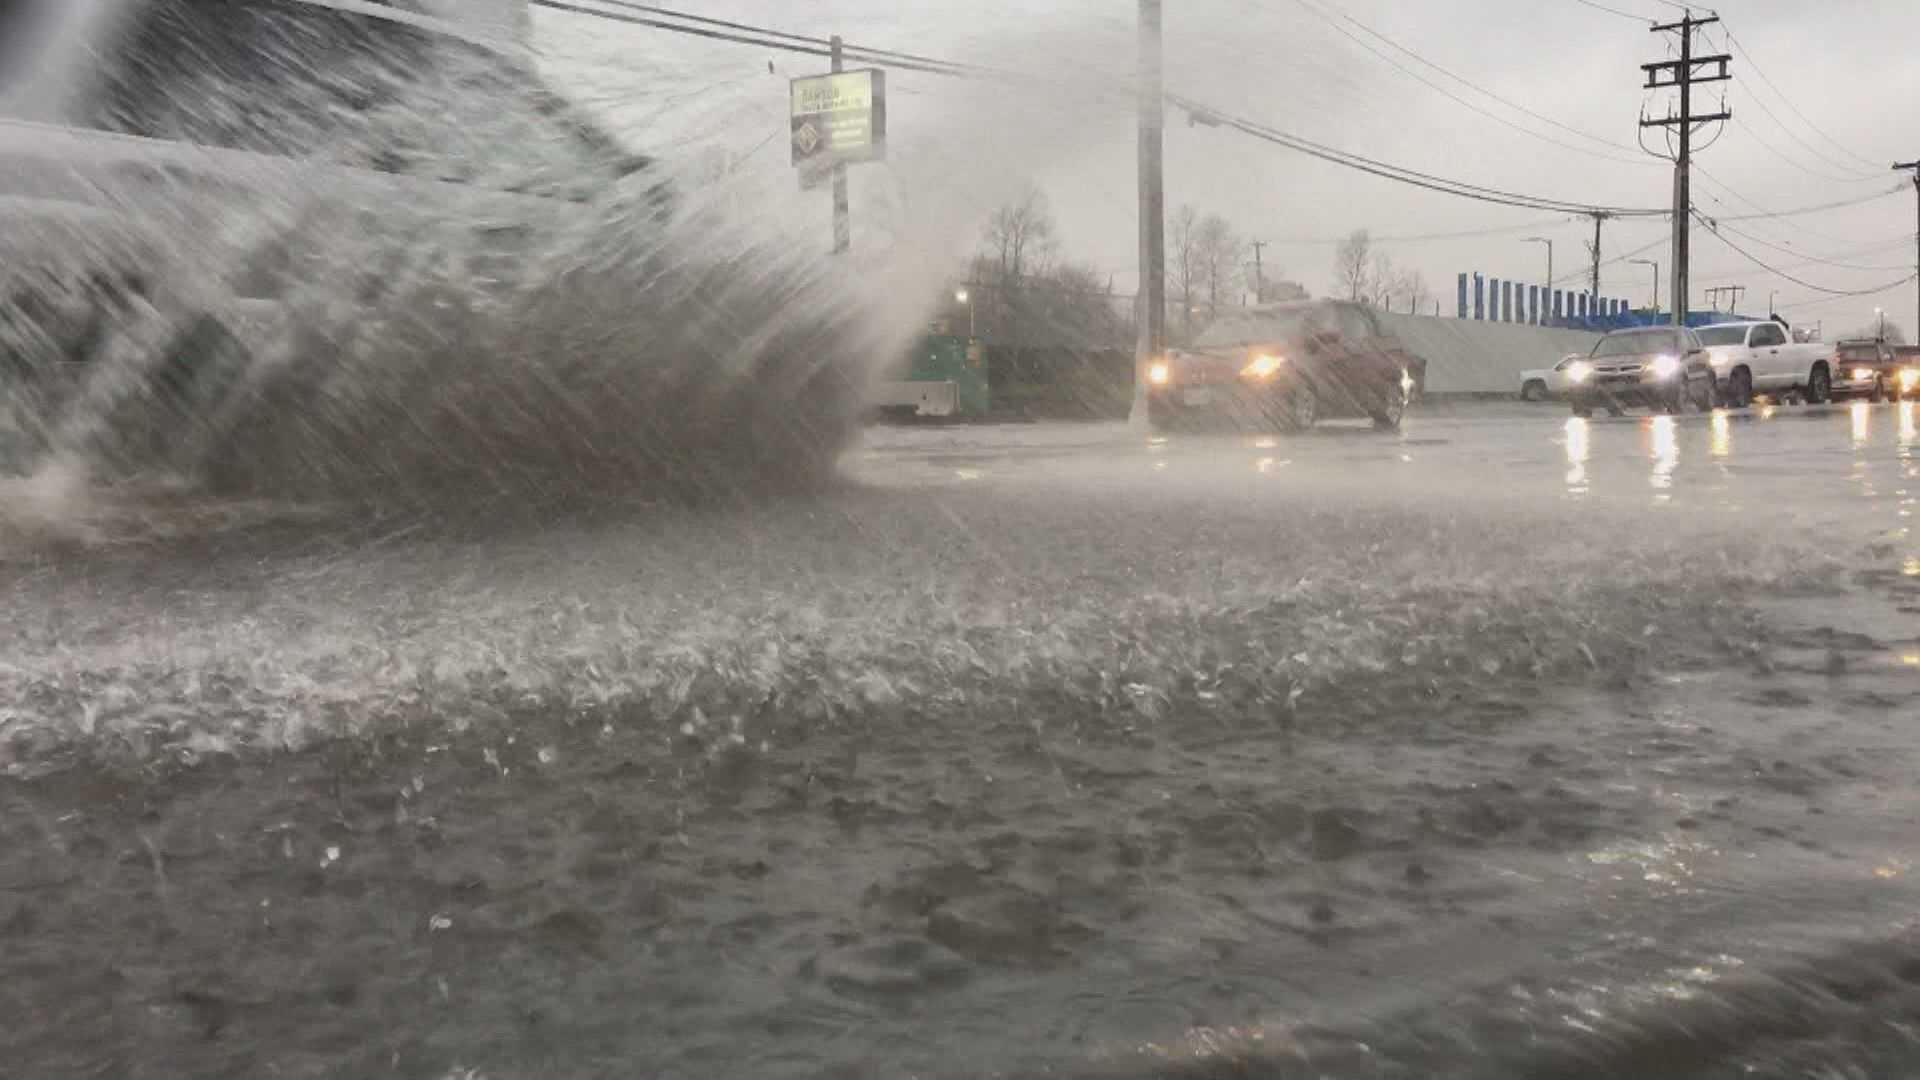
(1648, 415), (1678, 495)
(1564, 417), (1589, 495)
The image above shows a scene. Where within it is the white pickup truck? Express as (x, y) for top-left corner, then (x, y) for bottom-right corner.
(1693, 320), (1838, 407)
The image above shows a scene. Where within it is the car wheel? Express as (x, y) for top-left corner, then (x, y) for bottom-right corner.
(1280, 383), (1318, 433)
(1726, 367), (1753, 409)
(1805, 365), (1832, 405)
(1371, 384), (1407, 430)
(1521, 380), (1546, 402)
(1689, 372), (1717, 412)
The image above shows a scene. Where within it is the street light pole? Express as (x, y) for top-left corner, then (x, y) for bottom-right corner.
(1524, 237), (1552, 325)
(956, 288), (974, 338)
(1631, 258), (1659, 315)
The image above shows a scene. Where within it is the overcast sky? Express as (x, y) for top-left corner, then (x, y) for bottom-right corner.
(534, 0), (1920, 337)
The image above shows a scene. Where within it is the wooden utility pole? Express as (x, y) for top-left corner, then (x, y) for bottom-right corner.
(1586, 212), (1610, 306)
(1642, 13), (1730, 327)
(1898, 161), (1920, 336)
(830, 36), (850, 254)
(1249, 239), (1267, 302)
(1131, 0), (1167, 426)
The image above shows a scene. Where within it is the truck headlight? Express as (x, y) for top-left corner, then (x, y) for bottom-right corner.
(1148, 361), (1171, 386)
(1567, 361), (1594, 384)
(1901, 368), (1919, 391)
(1853, 367), (1875, 382)
(1242, 353), (1285, 379)
(1650, 355), (1681, 380)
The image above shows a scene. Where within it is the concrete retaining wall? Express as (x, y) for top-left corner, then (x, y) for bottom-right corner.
(1365, 308), (1600, 395)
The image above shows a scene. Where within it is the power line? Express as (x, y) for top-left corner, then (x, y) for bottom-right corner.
(1729, 115), (1881, 185)
(1701, 221), (1910, 273)
(1693, 210), (1918, 297)
(1713, 186), (1906, 224)
(527, 0), (970, 76)
(535, 0), (1669, 219)
(1721, 24), (1884, 175)
(1177, 96), (1667, 216)
(1284, 0), (1655, 168)
(1570, 0), (1656, 23)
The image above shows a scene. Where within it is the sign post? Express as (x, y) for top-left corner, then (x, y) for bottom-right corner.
(791, 47), (886, 254)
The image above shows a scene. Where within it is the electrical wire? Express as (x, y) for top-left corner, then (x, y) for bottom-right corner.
(1693, 210), (1916, 296)
(534, 0), (1668, 220)
(1570, 0), (1656, 23)
(1283, 0), (1657, 168)
(1176, 96), (1668, 216)
(1721, 24), (1885, 175)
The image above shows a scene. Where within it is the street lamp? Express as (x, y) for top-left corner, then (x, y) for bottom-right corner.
(1630, 258), (1659, 316)
(956, 287), (975, 338)
(1524, 237), (1553, 324)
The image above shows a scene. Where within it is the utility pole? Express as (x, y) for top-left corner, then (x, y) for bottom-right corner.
(1586, 212), (1610, 305)
(829, 36), (850, 255)
(1249, 239), (1267, 303)
(1642, 13), (1731, 328)
(1131, 0), (1167, 427)
(1704, 285), (1745, 313)
(1898, 161), (1920, 337)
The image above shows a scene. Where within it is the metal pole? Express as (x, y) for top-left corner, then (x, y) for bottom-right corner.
(830, 36), (850, 255)
(1130, 0), (1167, 427)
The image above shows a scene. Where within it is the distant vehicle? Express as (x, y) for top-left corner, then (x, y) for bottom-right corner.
(1831, 339), (1913, 402)
(1147, 301), (1423, 432)
(1693, 319), (1838, 407)
(1565, 326), (1715, 417)
(1520, 355), (1582, 402)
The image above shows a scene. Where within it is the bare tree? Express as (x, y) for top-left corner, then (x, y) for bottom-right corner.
(976, 187), (1059, 348)
(1367, 250), (1397, 308)
(1394, 268), (1430, 315)
(1194, 214), (1243, 315)
(1168, 205), (1202, 342)
(1333, 229), (1371, 303)
(982, 186), (1057, 287)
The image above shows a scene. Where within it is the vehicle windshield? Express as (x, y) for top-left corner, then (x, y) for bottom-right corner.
(1592, 329), (1681, 357)
(1695, 326), (1747, 346)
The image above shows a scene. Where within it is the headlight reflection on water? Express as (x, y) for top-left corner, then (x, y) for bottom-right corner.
(1648, 415), (1678, 496)
(1851, 401), (1872, 448)
(1709, 410), (1731, 459)
(1564, 416), (1590, 495)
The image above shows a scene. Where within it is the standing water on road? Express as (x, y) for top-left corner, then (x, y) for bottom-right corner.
(5, 3), (1920, 1079)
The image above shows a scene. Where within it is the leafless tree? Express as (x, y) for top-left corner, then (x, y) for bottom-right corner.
(1395, 269), (1430, 315)
(1169, 205), (1202, 342)
(1194, 214), (1243, 315)
(982, 186), (1057, 287)
(1333, 229), (1371, 303)
(1368, 250), (1398, 308)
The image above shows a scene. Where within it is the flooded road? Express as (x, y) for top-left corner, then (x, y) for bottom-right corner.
(4, 401), (1919, 1078)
